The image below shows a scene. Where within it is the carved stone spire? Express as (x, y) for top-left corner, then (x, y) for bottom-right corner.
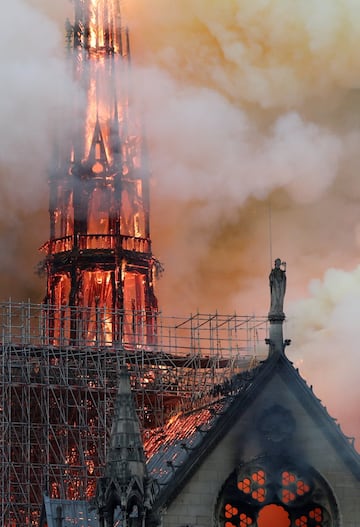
(93, 366), (156, 527)
(267, 258), (290, 356)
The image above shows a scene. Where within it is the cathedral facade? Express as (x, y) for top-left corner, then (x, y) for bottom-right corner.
(40, 270), (360, 527)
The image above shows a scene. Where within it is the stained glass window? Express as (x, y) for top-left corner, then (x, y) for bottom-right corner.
(217, 458), (336, 527)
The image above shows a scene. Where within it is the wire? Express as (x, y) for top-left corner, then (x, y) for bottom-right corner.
(268, 198), (273, 269)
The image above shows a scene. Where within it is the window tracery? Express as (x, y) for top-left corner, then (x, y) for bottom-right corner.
(217, 458), (338, 527)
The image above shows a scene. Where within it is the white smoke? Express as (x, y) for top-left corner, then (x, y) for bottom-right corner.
(129, 65), (359, 315)
(126, 0), (360, 447)
(287, 266), (360, 448)
(136, 69), (343, 207)
(0, 0), (76, 216)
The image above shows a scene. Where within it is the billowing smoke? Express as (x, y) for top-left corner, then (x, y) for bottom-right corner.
(128, 0), (360, 107)
(0, 0), (75, 298)
(287, 267), (360, 446)
(1, 0), (360, 444)
(127, 0), (360, 447)
(125, 0), (360, 316)
(0, 0), (75, 211)
(130, 68), (347, 313)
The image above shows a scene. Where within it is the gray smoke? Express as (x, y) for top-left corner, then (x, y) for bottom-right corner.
(0, 0), (77, 299)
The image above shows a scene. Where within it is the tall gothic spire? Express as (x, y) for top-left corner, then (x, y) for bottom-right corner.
(42, 0), (159, 348)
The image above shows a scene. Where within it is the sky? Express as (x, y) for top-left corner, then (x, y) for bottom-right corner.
(0, 0), (359, 446)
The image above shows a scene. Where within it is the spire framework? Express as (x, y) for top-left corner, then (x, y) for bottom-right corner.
(41, 0), (160, 347)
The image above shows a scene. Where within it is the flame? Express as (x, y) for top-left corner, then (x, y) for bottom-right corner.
(89, 0), (99, 49)
(85, 77), (97, 159)
(86, 0), (123, 53)
(167, 412), (181, 426)
(82, 0), (126, 161)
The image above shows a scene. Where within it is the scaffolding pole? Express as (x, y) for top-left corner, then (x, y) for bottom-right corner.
(0, 301), (268, 526)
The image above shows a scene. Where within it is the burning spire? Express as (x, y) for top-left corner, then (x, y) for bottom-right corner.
(41, 0), (160, 347)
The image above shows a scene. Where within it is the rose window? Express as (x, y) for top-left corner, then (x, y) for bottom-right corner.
(217, 458), (338, 527)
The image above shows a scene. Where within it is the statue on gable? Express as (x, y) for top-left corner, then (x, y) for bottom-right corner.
(269, 258), (286, 319)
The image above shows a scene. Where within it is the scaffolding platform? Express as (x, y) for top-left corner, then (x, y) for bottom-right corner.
(0, 301), (268, 526)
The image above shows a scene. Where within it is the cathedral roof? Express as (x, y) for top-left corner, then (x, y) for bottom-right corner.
(39, 496), (98, 527)
(144, 350), (360, 510)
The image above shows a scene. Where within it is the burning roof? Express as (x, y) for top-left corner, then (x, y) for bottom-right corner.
(144, 352), (360, 510)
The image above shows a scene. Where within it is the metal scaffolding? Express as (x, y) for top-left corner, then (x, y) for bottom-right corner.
(0, 301), (268, 526)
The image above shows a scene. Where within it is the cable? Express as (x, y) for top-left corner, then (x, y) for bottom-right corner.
(268, 198), (273, 269)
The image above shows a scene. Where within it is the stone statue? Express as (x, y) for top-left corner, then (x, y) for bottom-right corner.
(269, 258), (286, 317)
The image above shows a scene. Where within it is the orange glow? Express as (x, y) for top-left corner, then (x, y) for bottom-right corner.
(282, 489), (296, 504)
(167, 412), (181, 426)
(237, 478), (251, 494)
(87, 187), (111, 239)
(143, 403), (225, 458)
(239, 514), (252, 527)
(282, 471), (296, 485)
(309, 508), (322, 523)
(251, 487), (265, 502)
(225, 504), (238, 518)
(257, 504), (290, 527)
(81, 0), (130, 163)
(85, 77), (97, 159)
(252, 470), (265, 484)
(89, 0), (99, 49)
(87, 0), (123, 53)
